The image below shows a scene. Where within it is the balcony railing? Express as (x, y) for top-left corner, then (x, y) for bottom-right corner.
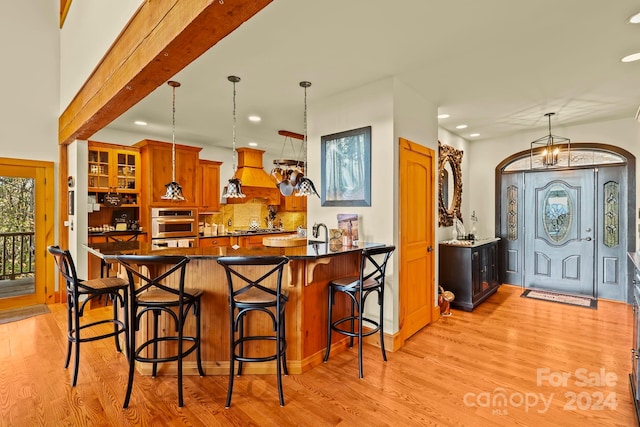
(0, 232), (35, 280)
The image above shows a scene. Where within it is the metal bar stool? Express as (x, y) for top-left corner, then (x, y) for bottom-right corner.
(47, 245), (128, 386)
(216, 256), (290, 408)
(116, 255), (205, 408)
(323, 245), (396, 378)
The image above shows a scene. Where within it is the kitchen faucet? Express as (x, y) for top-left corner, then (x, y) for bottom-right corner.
(312, 223), (328, 243)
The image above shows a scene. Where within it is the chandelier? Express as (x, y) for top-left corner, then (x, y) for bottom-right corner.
(529, 112), (571, 168)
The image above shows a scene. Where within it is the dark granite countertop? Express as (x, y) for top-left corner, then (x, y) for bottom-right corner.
(84, 240), (386, 261)
(199, 230), (296, 238)
(88, 230), (147, 237)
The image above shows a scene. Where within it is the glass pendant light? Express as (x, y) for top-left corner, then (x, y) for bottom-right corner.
(161, 80), (186, 201)
(222, 75), (246, 199)
(295, 81), (319, 197)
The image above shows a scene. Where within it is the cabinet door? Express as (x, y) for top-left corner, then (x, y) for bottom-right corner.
(239, 235), (266, 248)
(147, 144), (200, 205)
(114, 149), (140, 192)
(281, 194), (307, 211)
(200, 160), (221, 212)
(471, 249), (482, 297)
(88, 147), (111, 190)
(486, 242), (498, 286)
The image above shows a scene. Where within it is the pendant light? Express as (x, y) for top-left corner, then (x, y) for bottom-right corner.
(161, 80), (186, 201)
(529, 112), (571, 168)
(222, 75), (246, 199)
(295, 81), (319, 197)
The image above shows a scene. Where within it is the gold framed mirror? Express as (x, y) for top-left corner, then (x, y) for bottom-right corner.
(438, 141), (463, 226)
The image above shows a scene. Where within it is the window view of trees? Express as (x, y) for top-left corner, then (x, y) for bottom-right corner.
(0, 177), (35, 280)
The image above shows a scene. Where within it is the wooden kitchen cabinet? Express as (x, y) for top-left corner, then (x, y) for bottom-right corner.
(238, 233), (295, 248)
(198, 236), (230, 248)
(438, 239), (500, 311)
(88, 141), (140, 205)
(280, 193), (307, 212)
(199, 159), (222, 213)
(133, 139), (202, 207)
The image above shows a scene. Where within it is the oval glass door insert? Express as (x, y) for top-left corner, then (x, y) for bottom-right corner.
(543, 185), (572, 243)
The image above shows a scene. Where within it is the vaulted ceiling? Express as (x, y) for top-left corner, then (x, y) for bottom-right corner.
(101, 0), (640, 155)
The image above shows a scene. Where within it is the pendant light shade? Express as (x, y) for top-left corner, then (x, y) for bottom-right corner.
(529, 112), (571, 168)
(295, 81), (319, 197)
(161, 80), (186, 201)
(222, 75), (246, 199)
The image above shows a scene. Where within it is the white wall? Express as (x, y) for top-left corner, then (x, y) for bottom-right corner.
(394, 78), (439, 321)
(437, 128), (470, 239)
(309, 77), (439, 333)
(66, 140), (89, 280)
(60, 0), (143, 111)
(0, 1), (59, 162)
(468, 117), (640, 242)
(306, 78), (395, 242)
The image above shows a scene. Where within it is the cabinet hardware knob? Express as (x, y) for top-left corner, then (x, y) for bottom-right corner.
(427, 246), (433, 252)
(584, 237), (592, 241)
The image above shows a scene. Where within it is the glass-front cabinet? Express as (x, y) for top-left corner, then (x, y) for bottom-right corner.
(88, 141), (140, 206)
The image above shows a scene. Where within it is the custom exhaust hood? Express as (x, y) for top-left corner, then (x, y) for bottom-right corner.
(225, 147), (280, 204)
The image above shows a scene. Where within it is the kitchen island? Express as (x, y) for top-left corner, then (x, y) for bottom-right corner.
(85, 240), (387, 376)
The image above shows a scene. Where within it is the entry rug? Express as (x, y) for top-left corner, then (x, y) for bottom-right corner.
(0, 304), (50, 325)
(521, 289), (597, 309)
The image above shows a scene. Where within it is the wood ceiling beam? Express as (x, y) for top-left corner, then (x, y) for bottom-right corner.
(58, 0), (273, 145)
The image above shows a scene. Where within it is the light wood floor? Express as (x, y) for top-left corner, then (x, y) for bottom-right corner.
(0, 284), (636, 426)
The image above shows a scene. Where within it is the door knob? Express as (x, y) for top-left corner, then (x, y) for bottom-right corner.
(427, 246), (433, 252)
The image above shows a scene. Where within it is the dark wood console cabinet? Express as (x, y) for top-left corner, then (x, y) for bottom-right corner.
(439, 239), (500, 311)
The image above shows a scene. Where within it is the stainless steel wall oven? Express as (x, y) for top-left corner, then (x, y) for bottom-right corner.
(150, 208), (198, 247)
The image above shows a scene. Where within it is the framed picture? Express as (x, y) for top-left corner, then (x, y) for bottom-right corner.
(321, 126), (371, 206)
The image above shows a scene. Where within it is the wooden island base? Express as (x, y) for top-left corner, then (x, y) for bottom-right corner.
(87, 241), (386, 376)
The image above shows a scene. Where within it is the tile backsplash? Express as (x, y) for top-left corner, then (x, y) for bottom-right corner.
(199, 200), (306, 232)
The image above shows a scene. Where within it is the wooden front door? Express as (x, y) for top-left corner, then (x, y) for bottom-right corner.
(399, 138), (435, 340)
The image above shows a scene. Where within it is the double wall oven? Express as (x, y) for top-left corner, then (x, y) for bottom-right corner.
(150, 208), (198, 249)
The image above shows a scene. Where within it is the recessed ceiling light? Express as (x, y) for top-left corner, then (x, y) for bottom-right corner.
(456, 124), (468, 129)
(248, 142), (258, 147)
(134, 120), (147, 126)
(622, 52), (640, 63)
(469, 133), (480, 137)
(248, 115), (261, 122)
(437, 114), (450, 119)
(628, 12), (640, 24)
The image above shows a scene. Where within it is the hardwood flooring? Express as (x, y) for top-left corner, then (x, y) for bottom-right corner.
(0, 284), (636, 426)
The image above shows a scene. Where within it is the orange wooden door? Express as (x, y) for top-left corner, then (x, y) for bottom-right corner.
(0, 159), (54, 310)
(399, 138), (435, 340)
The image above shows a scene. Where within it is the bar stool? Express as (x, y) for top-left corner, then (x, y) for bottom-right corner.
(116, 255), (204, 408)
(100, 232), (138, 278)
(47, 245), (128, 386)
(323, 245), (396, 378)
(216, 256), (290, 408)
